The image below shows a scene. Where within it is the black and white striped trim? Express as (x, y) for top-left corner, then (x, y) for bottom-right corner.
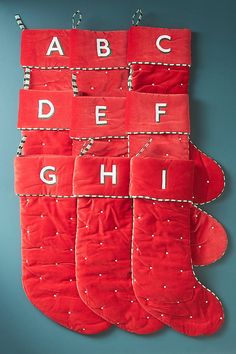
(129, 61), (191, 68)
(72, 73), (78, 96)
(15, 14), (26, 30)
(71, 66), (129, 71)
(136, 138), (152, 156)
(16, 136), (27, 156)
(23, 68), (31, 89)
(80, 139), (94, 156)
(71, 135), (127, 140)
(131, 196), (193, 203)
(127, 131), (189, 135)
(22, 65), (69, 70)
(19, 127), (69, 131)
(18, 193), (75, 198)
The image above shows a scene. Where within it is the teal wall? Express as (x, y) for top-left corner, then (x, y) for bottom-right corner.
(0, 0), (235, 353)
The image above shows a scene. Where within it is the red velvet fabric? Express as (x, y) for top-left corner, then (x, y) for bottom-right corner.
(130, 157), (224, 336)
(21, 30), (71, 67)
(70, 29), (127, 68)
(127, 26), (191, 65)
(71, 96), (126, 138)
(18, 90), (72, 129)
(126, 91), (190, 133)
(130, 64), (190, 94)
(72, 69), (129, 97)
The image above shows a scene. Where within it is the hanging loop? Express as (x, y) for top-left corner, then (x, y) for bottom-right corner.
(15, 14), (26, 30)
(131, 9), (143, 26)
(72, 9), (82, 28)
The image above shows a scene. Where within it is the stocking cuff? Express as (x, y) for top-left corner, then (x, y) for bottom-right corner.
(18, 89), (72, 130)
(130, 157), (194, 202)
(126, 91), (190, 134)
(127, 26), (191, 66)
(14, 155), (75, 197)
(73, 156), (130, 197)
(70, 96), (126, 139)
(21, 29), (71, 68)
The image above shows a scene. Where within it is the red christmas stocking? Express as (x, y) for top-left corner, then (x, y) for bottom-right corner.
(15, 20), (111, 334)
(130, 157), (224, 336)
(126, 90), (225, 335)
(71, 95), (165, 334)
(127, 25), (227, 264)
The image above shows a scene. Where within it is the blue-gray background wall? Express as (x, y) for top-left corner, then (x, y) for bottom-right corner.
(0, 0), (235, 353)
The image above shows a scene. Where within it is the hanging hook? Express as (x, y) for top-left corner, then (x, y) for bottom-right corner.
(72, 9), (82, 29)
(15, 14), (26, 30)
(131, 9), (143, 26)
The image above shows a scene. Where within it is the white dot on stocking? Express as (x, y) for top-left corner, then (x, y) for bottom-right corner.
(84, 290), (87, 294)
(100, 210), (104, 213)
(139, 68), (142, 71)
(153, 202), (156, 205)
(99, 273), (102, 277)
(211, 226), (215, 230)
(198, 245), (202, 249)
(44, 84), (47, 87)
(165, 251), (169, 255)
(56, 200), (58, 203)
(100, 306), (104, 310)
(207, 180), (210, 184)
(114, 289), (118, 293)
(69, 279), (73, 282)
(53, 294), (57, 297)
(149, 266), (153, 270)
(151, 234), (155, 238)
(70, 248), (73, 252)
(84, 257), (87, 261)
(100, 242), (103, 246)
(39, 276), (42, 280)
(114, 226), (118, 230)
(220, 317), (223, 320)
(42, 142), (45, 146)
(130, 300), (134, 303)
(105, 71), (108, 74)
(161, 314), (164, 317)
(68, 311), (71, 315)
(114, 259), (118, 263)
(163, 285), (167, 289)
(40, 214), (44, 218)
(189, 315), (193, 319)
(119, 87), (123, 90)
(147, 316), (150, 319)
(56, 232), (59, 235)
(180, 83), (184, 86)
(206, 300), (208, 303)
(167, 219), (170, 223)
(152, 83), (155, 86)
(91, 87), (94, 90)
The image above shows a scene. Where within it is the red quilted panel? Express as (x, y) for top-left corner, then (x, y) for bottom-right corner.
(132, 198), (224, 336)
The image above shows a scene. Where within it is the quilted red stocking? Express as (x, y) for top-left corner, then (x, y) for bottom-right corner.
(15, 22), (111, 334)
(71, 92), (166, 334)
(126, 90), (225, 335)
(130, 157), (224, 336)
(127, 25), (227, 264)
